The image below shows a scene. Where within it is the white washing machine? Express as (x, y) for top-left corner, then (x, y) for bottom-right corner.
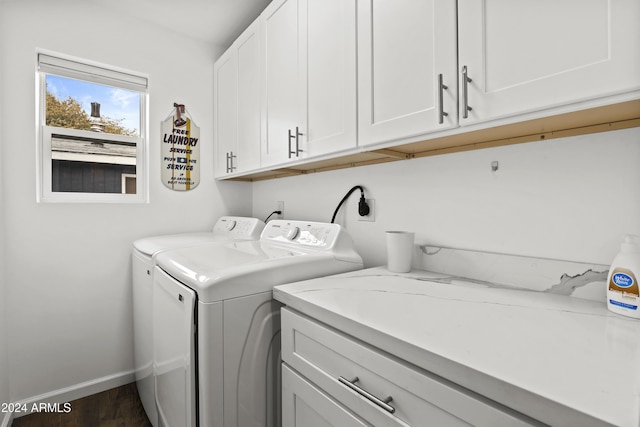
(132, 216), (265, 426)
(152, 220), (363, 427)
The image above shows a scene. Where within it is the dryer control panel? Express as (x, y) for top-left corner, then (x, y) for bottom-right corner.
(262, 220), (340, 249)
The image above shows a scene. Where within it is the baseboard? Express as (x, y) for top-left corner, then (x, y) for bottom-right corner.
(11, 370), (135, 419)
(1, 411), (13, 427)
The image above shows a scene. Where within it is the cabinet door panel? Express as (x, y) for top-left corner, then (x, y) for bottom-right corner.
(459, 0), (640, 125)
(358, 0), (458, 146)
(214, 50), (237, 177)
(236, 23), (262, 172)
(262, 0), (300, 166)
(301, 0), (357, 156)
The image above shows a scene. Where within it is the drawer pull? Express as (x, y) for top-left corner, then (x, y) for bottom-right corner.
(338, 376), (395, 414)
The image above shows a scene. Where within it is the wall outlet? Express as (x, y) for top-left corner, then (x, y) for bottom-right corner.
(276, 201), (284, 219)
(357, 199), (375, 222)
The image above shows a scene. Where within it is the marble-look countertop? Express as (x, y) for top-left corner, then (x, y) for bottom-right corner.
(273, 267), (640, 427)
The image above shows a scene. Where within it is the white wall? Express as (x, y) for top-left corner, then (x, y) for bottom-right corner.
(253, 127), (640, 268)
(0, 0), (251, 403)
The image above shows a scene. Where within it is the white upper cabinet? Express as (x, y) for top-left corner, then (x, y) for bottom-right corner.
(236, 22), (262, 172)
(214, 49), (237, 177)
(214, 0), (640, 179)
(458, 0), (640, 125)
(261, 0), (300, 166)
(214, 21), (261, 177)
(300, 0), (357, 157)
(262, 0), (357, 167)
(357, 0), (458, 147)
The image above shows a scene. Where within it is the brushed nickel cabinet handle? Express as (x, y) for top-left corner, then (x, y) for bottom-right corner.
(288, 129), (295, 159)
(338, 376), (395, 414)
(438, 73), (449, 124)
(229, 151), (236, 172)
(462, 65), (473, 119)
(294, 126), (304, 157)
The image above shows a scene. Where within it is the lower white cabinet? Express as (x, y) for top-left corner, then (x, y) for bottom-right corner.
(282, 365), (369, 427)
(281, 308), (541, 427)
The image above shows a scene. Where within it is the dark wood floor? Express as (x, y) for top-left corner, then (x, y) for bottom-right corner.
(12, 383), (152, 427)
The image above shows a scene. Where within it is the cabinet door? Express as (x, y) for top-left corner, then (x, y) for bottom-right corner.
(236, 20), (262, 172)
(262, 0), (301, 167)
(213, 48), (237, 177)
(282, 364), (369, 427)
(357, 0), (458, 147)
(458, 0), (640, 125)
(299, 0), (357, 157)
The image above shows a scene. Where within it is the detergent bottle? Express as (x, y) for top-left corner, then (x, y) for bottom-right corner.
(607, 235), (640, 319)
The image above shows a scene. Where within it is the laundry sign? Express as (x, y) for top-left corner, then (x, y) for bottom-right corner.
(161, 103), (200, 191)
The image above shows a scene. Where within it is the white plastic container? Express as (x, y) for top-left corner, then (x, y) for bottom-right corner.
(607, 234), (640, 319)
(385, 231), (414, 273)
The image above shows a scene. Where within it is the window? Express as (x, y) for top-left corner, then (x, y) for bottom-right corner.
(37, 52), (148, 203)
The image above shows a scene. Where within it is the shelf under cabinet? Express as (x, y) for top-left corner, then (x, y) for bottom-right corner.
(223, 99), (640, 182)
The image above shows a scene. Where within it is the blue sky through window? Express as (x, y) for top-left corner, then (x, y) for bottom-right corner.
(46, 74), (140, 135)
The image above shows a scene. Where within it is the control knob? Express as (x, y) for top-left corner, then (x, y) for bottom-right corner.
(285, 226), (300, 240)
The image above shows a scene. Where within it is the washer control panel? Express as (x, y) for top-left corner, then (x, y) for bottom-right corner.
(262, 220), (340, 248)
(212, 216), (265, 239)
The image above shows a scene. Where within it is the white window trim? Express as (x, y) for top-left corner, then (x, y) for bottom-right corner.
(36, 50), (149, 203)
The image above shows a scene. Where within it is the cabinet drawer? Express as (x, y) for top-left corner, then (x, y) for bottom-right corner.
(281, 308), (540, 427)
(283, 364), (369, 427)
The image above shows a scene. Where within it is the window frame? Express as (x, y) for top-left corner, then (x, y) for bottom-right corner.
(36, 50), (149, 203)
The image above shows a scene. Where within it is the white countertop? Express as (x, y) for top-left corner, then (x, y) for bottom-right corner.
(273, 267), (640, 427)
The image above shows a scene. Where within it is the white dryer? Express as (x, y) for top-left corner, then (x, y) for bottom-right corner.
(132, 216), (265, 426)
(152, 220), (363, 427)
